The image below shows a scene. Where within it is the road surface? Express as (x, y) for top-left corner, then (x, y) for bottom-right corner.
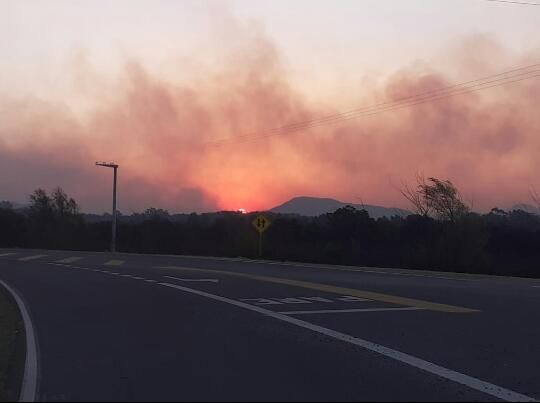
(0, 248), (539, 402)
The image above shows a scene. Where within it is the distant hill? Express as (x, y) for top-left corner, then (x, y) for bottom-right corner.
(270, 196), (410, 218)
(0, 201), (26, 210)
(511, 204), (540, 215)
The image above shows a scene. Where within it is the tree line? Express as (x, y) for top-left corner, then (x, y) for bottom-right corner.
(1, 181), (539, 278)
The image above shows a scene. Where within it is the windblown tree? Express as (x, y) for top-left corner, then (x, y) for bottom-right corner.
(400, 174), (433, 217)
(401, 176), (469, 222)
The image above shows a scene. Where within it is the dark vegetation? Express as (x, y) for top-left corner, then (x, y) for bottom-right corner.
(1, 182), (540, 278)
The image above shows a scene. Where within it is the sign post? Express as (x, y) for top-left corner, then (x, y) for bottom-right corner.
(252, 215), (271, 257)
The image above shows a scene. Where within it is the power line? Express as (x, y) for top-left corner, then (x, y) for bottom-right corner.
(227, 72), (539, 144)
(208, 63), (539, 144)
(484, 0), (540, 6)
(209, 69), (540, 145)
(252, 65), (540, 136)
(206, 63), (540, 146)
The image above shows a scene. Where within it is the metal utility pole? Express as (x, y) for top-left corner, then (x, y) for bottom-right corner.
(96, 162), (119, 252)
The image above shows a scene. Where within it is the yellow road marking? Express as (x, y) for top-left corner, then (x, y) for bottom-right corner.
(158, 266), (479, 313)
(104, 260), (125, 266)
(18, 254), (47, 262)
(240, 259), (474, 281)
(56, 257), (82, 264)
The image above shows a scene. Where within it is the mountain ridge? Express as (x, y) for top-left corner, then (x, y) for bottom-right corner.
(270, 196), (410, 218)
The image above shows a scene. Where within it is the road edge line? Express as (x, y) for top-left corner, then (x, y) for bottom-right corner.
(0, 280), (38, 402)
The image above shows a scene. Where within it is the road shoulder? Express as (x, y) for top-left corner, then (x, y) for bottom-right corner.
(0, 284), (25, 402)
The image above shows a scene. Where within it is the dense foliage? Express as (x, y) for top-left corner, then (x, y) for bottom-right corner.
(1, 188), (540, 278)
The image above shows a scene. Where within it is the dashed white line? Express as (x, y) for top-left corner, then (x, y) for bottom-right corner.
(279, 307), (425, 315)
(158, 281), (536, 402)
(55, 257), (82, 264)
(104, 260), (125, 266)
(18, 254), (47, 262)
(0, 253), (17, 257)
(43, 264), (161, 287)
(163, 275), (219, 284)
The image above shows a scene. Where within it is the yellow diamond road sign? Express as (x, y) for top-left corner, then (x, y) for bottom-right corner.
(252, 215), (271, 233)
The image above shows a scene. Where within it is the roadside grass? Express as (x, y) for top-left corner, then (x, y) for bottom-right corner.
(0, 286), (25, 402)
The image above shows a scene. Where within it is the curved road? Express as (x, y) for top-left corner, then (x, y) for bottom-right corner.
(0, 249), (539, 401)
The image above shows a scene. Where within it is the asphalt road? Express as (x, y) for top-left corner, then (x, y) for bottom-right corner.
(0, 248), (539, 402)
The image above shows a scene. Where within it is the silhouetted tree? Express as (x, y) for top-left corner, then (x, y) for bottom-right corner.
(29, 189), (54, 218)
(423, 178), (469, 222)
(26, 188), (83, 248)
(400, 173), (433, 217)
(401, 176), (469, 222)
(51, 187), (79, 217)
(2, 186), (539, 278)
(0, 203), (26, 247)
(143, 208), (170, 220)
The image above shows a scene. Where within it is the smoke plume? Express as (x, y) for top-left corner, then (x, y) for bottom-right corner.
(1, 30), (539, 213)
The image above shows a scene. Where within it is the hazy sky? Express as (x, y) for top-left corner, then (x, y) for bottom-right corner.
(1, 0), (539, 213)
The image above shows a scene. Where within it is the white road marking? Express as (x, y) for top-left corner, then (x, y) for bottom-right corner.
(337, 296), (371, 302)
(241, 296), (371, 305)
(164, 276), (219, 284)
(55, 257), (82, 264)
(0, 279), (38, 402)
(0, 253), (16, 257)
(18, 254), (47, 262)
(279, 307), (425, 315)
(159, 282), (536, 402)
(104, 260), (125, 266)
(241, 298), (284, 305)
(301, 296), (334, 303)
(132, 276), (144, 280)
